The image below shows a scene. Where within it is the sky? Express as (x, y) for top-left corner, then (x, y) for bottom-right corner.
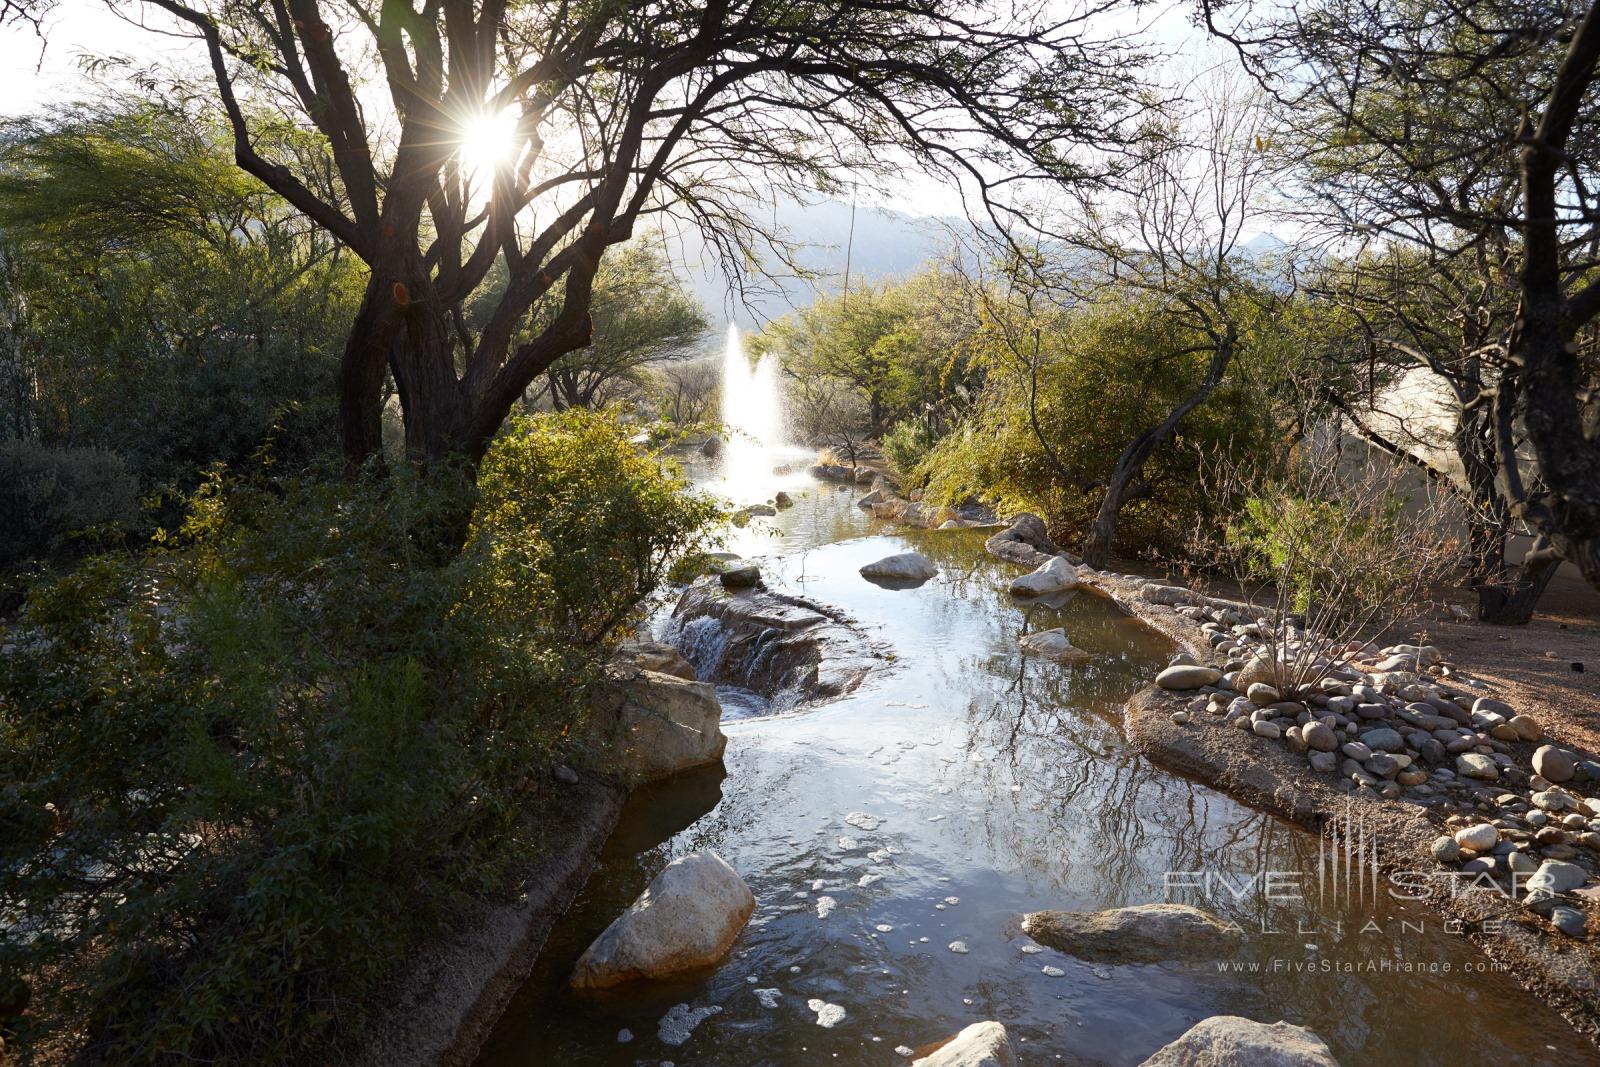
(0, 0), (1214, 221)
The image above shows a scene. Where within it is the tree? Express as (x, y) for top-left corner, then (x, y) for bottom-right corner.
(45, 0), (1147, 470)
(514, 243), (707, 411)
(0, 97), (360, 493)
(653, 358), (719, 427)
(1305, 249), (1563, 622)
(1209, 0), (1600, 590)
(1055, 77), (1284, 567)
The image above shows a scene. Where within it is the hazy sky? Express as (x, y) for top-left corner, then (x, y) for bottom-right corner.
(1, 0), (1211, 220)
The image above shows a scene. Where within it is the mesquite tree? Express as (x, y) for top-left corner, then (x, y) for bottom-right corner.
(63, 0), (1149, 468)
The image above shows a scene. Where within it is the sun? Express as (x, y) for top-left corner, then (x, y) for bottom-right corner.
(457, 109), (520, 175)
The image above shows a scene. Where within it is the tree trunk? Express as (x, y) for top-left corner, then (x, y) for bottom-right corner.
(338, 279), (402, 467)
(1474, 538), (1562, 624)
(1080, 333), (1235, 568)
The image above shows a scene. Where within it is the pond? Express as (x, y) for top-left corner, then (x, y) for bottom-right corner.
(476, 469), (1591, 1066)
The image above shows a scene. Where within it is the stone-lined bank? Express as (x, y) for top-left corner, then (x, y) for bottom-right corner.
(1066, 564), (1600, 1044)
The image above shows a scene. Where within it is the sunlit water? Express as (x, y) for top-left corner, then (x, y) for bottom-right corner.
(711, 324), (809, 506)
(477, 473), (1592, 1067)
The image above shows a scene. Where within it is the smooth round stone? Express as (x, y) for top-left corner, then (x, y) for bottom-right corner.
(1308, 751), (1337, 773)
(1302, 721), (1338, 752)
(1252, 720), (1282, 740)
(1550, 906), (1587, 936)
(1455, 823), (1500, 851)
(1507, 851), (1539, 875)
(1157, 664), (1223, 690)
(1341, 741), (1373, 761)
(1431, 836), (1461, 863)
(1533, 745), (1577, 784)
(1361, 728), (1405, 753)
(1170, 711), (1191, 725)
(1245, 682), (1280, 705)
(1509, 715), (1543, 742)
(1456, 753), (1500, 781)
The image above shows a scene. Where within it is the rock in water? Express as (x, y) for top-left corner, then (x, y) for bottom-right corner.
(1008, 556), (1078, 596)
(1155, 664), (1223, 690)
(587, 665), (727, 783)
(1018, 628), (1090, 662)
(1137, 1017), (1340, 1066)
(570, 851), (755, 990)
(1019, 903), (1239, 963)
(912, 1021), (1016, 1066)
(859, 551), (938, 587)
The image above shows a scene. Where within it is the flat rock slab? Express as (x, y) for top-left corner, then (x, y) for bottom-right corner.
(1020, 903), (1239, 963)
(570, 851), (755, 991)
(1137, 1016), (1340, 1066)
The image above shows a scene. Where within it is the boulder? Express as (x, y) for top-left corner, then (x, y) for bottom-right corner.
(588, 665), (727, 783)
(773, 491), (794, 509)
(617, 640), (697, 681)
(859, 551), (938, 586)
(1019, 628), (1089, 662)
(668, 579), (881, 706)
(857, 489), (888, 509)
(1019, 903), (1239, 963)
(717, 560), (763, 588)
(1533, 745), (1577, 784)
(1137, 1017), (1340, 1066)
(1009, 556), (1079, 596)
(984, 513), (1060, 568)
(912, 1021), (1015, 1067)
(1156, 664), (1223, 690)
(570, 851), (755, 990)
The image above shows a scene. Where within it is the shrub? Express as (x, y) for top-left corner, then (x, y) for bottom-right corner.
(0, 438), (140, 572)
(0, 410), (717, 1063)
(881, 417), (940, 479)
(1187, 440), (1468, 696)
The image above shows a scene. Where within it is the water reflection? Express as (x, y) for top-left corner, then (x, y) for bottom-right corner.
(477, 476), (1592, 1067)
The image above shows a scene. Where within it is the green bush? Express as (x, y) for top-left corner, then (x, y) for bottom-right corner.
(880, 417), (940, 479)
(0, 438), (140, 572)
(0, 411), (717, 1063)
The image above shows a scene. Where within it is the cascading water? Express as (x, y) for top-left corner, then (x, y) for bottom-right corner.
(718, 323), (788, 500)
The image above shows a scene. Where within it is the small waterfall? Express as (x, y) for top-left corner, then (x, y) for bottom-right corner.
(719, 323), (787, 499)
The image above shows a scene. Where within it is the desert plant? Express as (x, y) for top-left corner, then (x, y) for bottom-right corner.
(0, 438), (140, 573)
(1188, 435), (1469, 698)
(0, 411), (717, 1064)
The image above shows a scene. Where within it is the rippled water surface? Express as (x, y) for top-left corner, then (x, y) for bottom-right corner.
(477, 472), (1593, 1067)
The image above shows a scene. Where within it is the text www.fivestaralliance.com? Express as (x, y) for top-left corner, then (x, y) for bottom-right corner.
(1217, 958), (1506, 975)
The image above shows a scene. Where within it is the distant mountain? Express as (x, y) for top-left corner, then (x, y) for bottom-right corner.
(661, 194), (965, 333)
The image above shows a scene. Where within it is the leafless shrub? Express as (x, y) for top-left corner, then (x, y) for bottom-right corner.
(1186, 434), (1470, 698)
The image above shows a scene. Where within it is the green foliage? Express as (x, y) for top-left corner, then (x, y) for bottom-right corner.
(918, 288), (1288, 555)
(1227, 492), (1399, 613)
(0, 438), (140, 575)
(757, 267), (982, 437)
(881, 417), (941, 478)
(0, 97), (359, 501)
(0, 411), (717, 1064)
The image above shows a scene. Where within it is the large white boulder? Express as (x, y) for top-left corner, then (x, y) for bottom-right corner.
(859, 551), (938, 585)
(1155, 664), (1222, 690)
(570, 851), (755, 991)
(1137, 1017), (1339, 1066)
(1009, 556), (1078, 596)
(912, 1021), (1016, 1066)
(588, 665), (726, 784)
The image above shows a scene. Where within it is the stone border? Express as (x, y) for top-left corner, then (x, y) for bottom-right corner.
(345, 772), (627, 1067)
(1074, 567), (1600, 1045)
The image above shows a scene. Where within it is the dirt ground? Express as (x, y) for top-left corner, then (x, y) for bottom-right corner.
(1425, 570), (1600, 754)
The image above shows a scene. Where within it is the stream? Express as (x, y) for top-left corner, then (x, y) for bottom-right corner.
(476, 464), (1593, 1066)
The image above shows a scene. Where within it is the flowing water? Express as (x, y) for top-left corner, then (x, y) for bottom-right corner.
(477, 471), (1594, 1067)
